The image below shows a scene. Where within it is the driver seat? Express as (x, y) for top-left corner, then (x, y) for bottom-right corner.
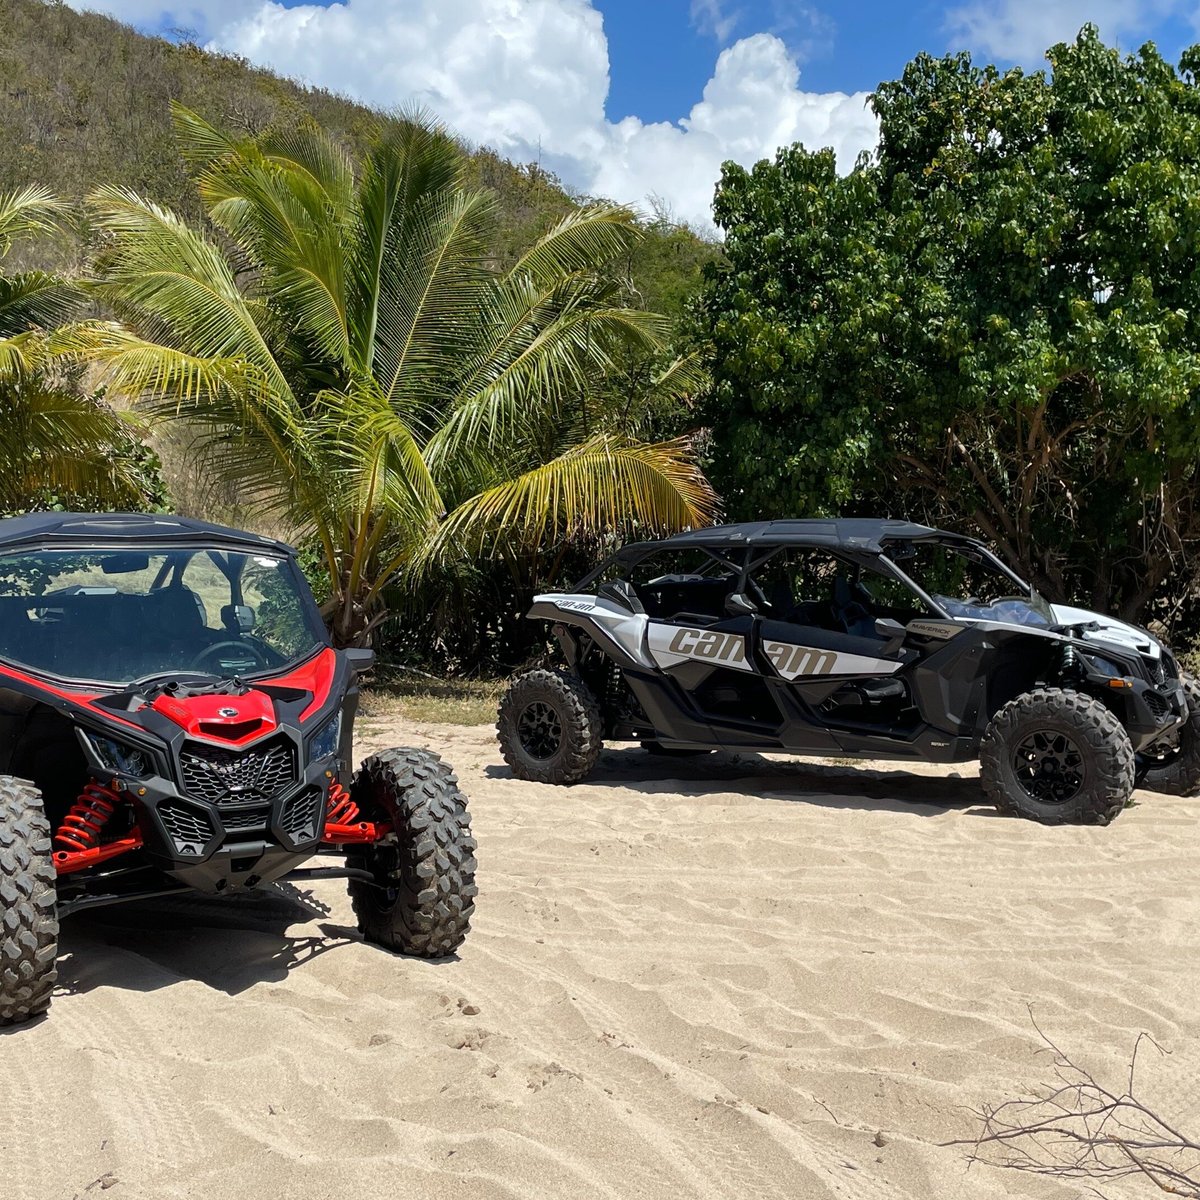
(833, 577), (877, 638)
(143, 585), (208, 650)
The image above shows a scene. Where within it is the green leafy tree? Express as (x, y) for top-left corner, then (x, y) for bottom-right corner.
(0, 184), (151, 510)
(697, 27), (1200, 622)
(73, 107), (716, 646)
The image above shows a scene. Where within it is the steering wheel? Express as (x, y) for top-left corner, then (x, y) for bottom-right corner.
(190, 640), (267, 673)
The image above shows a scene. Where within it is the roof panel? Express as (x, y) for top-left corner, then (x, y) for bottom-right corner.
(619, 518), (973, 556)
(0, 512), (296, 555)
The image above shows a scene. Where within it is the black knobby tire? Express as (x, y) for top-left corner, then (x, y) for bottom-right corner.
(496, 668), (603, 785)
(0, 777), (59, 1025)
(346, 749), (476, 958)
(980, 688), (1134, 825)
(1137, 672), (1200, 797)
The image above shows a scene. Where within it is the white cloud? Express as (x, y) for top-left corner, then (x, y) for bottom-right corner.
(591, 35), (874, 217)
(215, 0), (611, 157)
(690, 0), (741, 45)
(945, 0), (1179, 66)
(69, 0), (878, 231)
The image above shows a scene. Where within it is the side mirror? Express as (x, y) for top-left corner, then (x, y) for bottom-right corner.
(725, 592), (758, 617)
(344, 647), (376, 675)
(874, 617), (907, 653)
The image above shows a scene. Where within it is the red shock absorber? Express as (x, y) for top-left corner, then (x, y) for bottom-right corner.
(55, 780), (121, 853)
(325, 781), (360, 825)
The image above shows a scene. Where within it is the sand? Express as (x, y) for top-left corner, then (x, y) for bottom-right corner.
(4, 718), (1199, 1200)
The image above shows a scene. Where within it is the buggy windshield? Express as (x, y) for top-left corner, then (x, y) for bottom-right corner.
(0, 545), (327, 686)
(887, 541), (1053, 627)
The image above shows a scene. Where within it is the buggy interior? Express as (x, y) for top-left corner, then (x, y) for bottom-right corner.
(746, 561), (928, 639)
(614, 545), (929, 643)
(0, 547), (324, 685)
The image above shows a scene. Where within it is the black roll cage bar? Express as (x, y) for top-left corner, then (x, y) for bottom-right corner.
(571, 534), (1036, 622)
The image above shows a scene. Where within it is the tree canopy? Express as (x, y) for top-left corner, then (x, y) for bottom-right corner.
(0, 185), (159, 511)
(72, 107), (716, 646)
(697, 26), (1200, 623)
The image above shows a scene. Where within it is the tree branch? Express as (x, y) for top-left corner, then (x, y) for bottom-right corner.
(948, 1011), (1200, 1197)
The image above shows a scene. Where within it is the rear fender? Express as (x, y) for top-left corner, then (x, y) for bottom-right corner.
(528, 593), (653, 670)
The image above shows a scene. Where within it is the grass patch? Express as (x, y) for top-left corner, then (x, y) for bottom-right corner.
(361, 671), (505, 726)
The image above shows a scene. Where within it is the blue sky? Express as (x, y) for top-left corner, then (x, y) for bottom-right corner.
(598, 0), (936, 121)
(70, 1), (1200, 229)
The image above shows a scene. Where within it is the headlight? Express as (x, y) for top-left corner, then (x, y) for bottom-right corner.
(307, 710), (342, 762)
(1079, 652), (1126, 680)
(84, 732), (152, 777)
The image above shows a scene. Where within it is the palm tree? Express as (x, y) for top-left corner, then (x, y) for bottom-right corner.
(0, 187), (142, 510)
(71, 107), (716, 645)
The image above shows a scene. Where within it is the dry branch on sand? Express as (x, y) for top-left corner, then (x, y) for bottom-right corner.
(951, 1011), (1200, 1196)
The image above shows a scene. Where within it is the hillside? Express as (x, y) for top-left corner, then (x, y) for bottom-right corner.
(0, 0), (717, 308)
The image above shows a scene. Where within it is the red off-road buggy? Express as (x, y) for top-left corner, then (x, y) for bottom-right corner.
(0, 513), (476, 1025)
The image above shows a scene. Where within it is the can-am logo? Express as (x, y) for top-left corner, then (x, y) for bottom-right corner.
(217, 707), (240, 718)
(646, 624), (753, 672)
(763, 641), (835, 677)
(667, 627), (746, 664)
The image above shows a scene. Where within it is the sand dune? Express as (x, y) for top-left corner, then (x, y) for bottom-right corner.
(4, 720), (1198, 1200)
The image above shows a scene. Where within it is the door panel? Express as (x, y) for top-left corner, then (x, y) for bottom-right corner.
(756, 618), (903, 680)
(646, 620), (754, 673)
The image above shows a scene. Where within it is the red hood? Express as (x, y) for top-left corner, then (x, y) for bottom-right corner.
(0, 647), (338, 744)
(151, 688), (278, 745)
(146, 649), (339, 744)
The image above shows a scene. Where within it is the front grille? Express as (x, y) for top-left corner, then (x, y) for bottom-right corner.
(179, 739), (297, 805)
(1145, 690), (1171, 721)
(158, 800), (215, 850)
(219, 806), (271, 834)
(279, 787), (324, 842)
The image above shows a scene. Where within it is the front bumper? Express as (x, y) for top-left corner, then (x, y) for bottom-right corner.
(79, 726), (341, 893)
(1124, 678), (1188, 751)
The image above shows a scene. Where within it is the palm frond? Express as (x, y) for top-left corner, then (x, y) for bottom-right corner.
(644, 351), (708, 405)
(0, 331), (47, 379)
(371, 186), (495, 409)
(421, 434), (718, 566)
(302, 383), (446, 605)
(170, 102), (243, 169)
(204, 157), (353, 366)
(0, 382), (143, 508)
(426, 293), (668, 479)
(0, 186), (69, 254)
(0, 271), (83, 339)
(348, 115), (480, 376)
(317, 381), (444, 523)
(53, 321), (276, 412)
(257, 122), (356, 215)
(87, 187), (295, 398)
(504, 203), (642, 287)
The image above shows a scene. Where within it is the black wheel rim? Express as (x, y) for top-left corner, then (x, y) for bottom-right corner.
(518, 700), (562, 760)
(1013, 729), (1085, 804)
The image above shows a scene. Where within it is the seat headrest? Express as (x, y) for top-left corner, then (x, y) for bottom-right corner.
(147, 585), (204, 631)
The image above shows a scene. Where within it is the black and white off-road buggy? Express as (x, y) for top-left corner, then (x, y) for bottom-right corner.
(0, 513), (476, 1026)
(498, 520), (1199, 823)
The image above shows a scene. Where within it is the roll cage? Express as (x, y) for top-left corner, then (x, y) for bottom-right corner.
(573, 527), (1036, 624)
